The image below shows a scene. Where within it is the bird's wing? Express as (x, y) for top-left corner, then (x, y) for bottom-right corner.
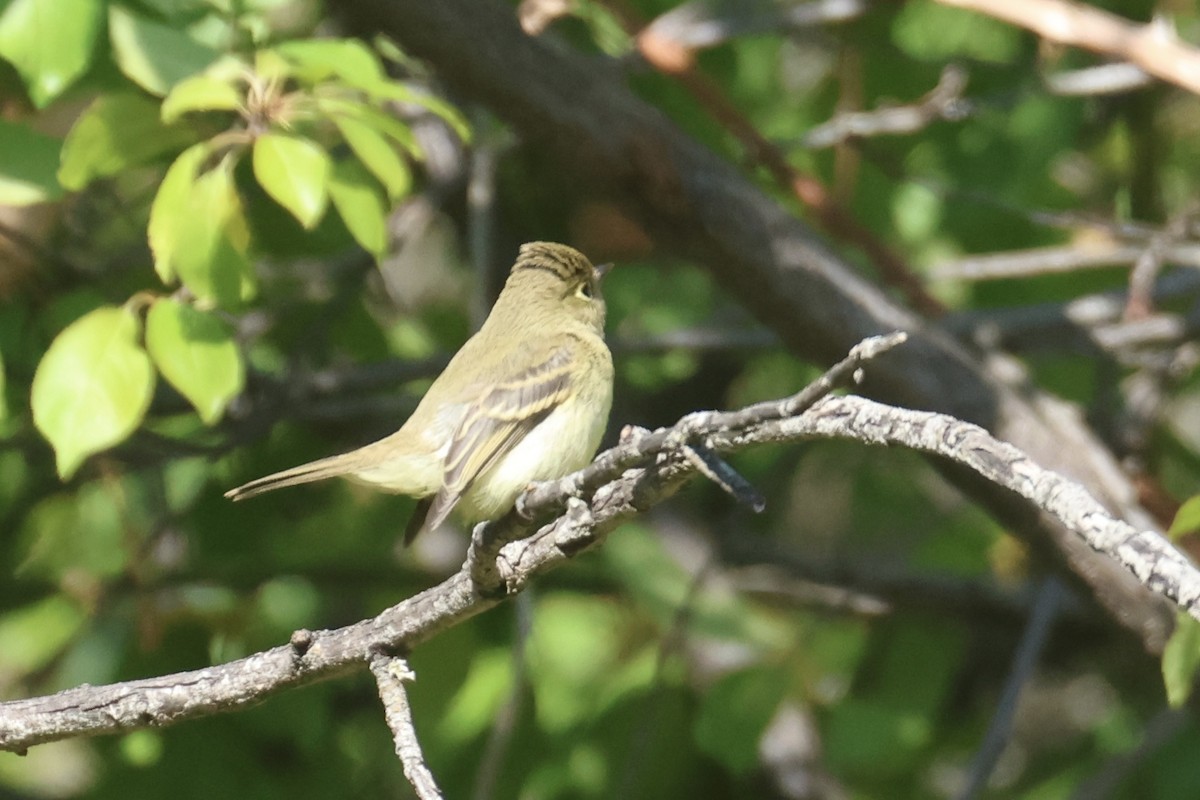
(413, 346), (573, 541)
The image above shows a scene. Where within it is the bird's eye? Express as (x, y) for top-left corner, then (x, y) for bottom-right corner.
(575, 282), (593, 300)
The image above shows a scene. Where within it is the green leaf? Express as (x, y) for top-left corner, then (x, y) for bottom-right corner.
(147, 141), (210, 283)
(328, 158), (388, 256)
(253, 132), (330, 228)
(18, 481), (129, 580)
(318, 97), (422, 159)
(526, 594), (627, 733)
(893, 2), (1020, 64)
(694, 666), (789, 774)
(1168, 495), (1200, 540)
(274, 38), (386, 86)
(58, 92), (194, 190)
(145, 298), (244, 424)
(0, 0), (102, 106)
(361, 82), (470, 143)
(31, 306), (155, 479)
(826, 699), (935, 778)
(173, 157), (255, 307)
(0, 596), (86, 676)
(161, 74), (243, 123)
(0, 119), (62, 204)
(435, 648), (513, 745)
(108, 3), (220, 95)
(1163, 611), (1200, 707)
(333, 116), (410, 200)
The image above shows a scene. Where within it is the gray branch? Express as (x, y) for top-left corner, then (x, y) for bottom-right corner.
(370, 656), (444, 800)
(337, 0), (1175, 650)
(1, 335), (1197, 755)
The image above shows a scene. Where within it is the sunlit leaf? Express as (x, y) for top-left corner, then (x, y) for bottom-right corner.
(108, 4), (220, 95)
(362, 82), (470, 143)
(147, 141), (210, 283)
(1169, 495), (1200, 540)
(435, 649), (512, 745)
(0, 119), (62, 205)
(0, 0), (102, 106)
(253, 132), (330, 228)
(328, 158), (388, 256)
(145, 298), (244, 424)
(31, 306), (155, 479)
(1163, 611), (1200, 707)
(334, 116), (410, 200)
(274, 38), (385, 86)
(318, 97), (421, 159)
(173, 157), (255, 307)
(58, 93), (194, 190)
(161, 74), (243, 123)
(0, 596), (86, 676)
(526, 595), (626, 733)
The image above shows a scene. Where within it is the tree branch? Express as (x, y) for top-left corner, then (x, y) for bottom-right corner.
(2, 336), (1197, 755)
(337, 0), (1176, 650)
(370, 655), (444, 800)
(936, 0), (1200, 97)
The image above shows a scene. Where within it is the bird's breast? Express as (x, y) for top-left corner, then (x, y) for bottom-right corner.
(460, 376), (613, 521)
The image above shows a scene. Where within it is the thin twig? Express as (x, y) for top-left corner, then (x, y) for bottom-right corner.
(1043, 62), (1154, 96)
(932, 243), (1200, 281)
(369, 655), (445, 800)
(802, 65), (973, 149)
(1125, 204), (1198, 320)
(640, 0), (868, 52)
(956, 577), (1065, 799)
(681, 441), (766, 511)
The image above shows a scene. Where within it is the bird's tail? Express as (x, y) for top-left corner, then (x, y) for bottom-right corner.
(224, 452), (363, 501)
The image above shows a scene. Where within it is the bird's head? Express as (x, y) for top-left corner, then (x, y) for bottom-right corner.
(504, 241), (609, 333)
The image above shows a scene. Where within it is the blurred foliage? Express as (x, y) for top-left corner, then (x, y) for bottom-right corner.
(2, 0), (1200, 798)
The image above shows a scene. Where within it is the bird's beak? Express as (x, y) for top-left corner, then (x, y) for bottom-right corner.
(594, 262), (614, 280)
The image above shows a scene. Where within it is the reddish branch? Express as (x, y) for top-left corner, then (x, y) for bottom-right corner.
(614, 1), (947, 316)
(938, 0), (1200, 96)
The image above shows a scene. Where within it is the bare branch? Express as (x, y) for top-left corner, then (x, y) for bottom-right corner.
(370, 655), (444, 800)
(932, 243), (1200, 281)
(681, 441), (766, 511)
(1, 337), (1197, 753)
(1043, 62), (1154, 96)
(641, 0), (869, 52)
(336, 0), (1176, 650)
(802, 65), (973, 149)
(1126, 204), (1198, 320)
(936, 0), (1200, 97)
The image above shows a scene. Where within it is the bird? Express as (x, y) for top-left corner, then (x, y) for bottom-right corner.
(225, 241), (614, 545)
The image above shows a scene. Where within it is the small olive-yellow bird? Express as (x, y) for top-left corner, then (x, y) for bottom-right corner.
(226, 242), (614, 544)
